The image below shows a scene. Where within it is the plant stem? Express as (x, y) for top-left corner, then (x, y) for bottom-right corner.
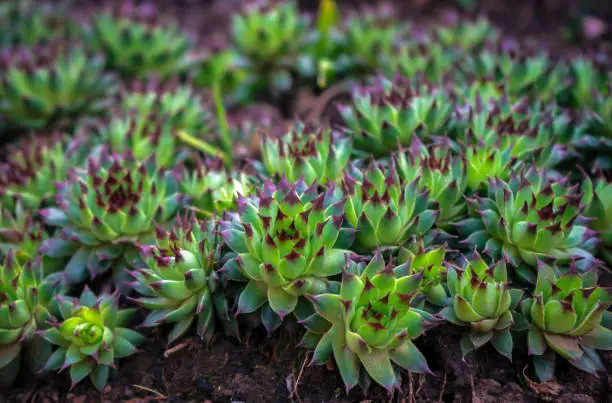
(176, 130), (230, 165)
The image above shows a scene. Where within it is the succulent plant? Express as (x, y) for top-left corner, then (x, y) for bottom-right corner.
(179, 156), (250, 217)
(562, 58), (609, 109)
(39, 149), (188, 289)
(339, 8), (406, 76)
(42, 289), (144, 391)
(0, 252), (64, 386)
(220, 178), (355, 333)
(0, 1), (78, 48)
(0, 202), (46, 264)
(451, 96), (568, 170)
(303, 252), (433, 392)
(0, 134), (89, 209)
(576, 89), (612, 170)
(0, 44), (115, 132)
(440, 255), (524, 360)
(338, 76), (452, 156)
(230, 1), (309, 96)
(395, 138), (467, 229)
(343, 161), (437, 253)
(121, 78), (212, 137)
(434, 17), (497, 51)
(520, 263), (611, 382)
(131, 214), (237, 344)
(461, 135), (518, 191)
(456, 166), (598, 284)
(261, 123), (352, 186)
(91, 2), (194, 78)
(398, 242), (448, 306)
(582, 174), (612, 265)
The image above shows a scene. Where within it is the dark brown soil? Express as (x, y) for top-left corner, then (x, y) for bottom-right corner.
(3, 1), (612, 402)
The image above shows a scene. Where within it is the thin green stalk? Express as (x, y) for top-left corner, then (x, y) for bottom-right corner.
(177, 130), (230, 165)
(213, 79), (231, 158)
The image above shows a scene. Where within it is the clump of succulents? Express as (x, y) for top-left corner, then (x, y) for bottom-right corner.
(179, 156), (250, 217)
(230, 0), (309, 96)
(0, 134), (89, 209)
(395, 138), (467, 229)
(0, 43), (114, 132)
(520, 263), (611, 382)
(131, 214), (237, 344)
(338, 76), (452, 156)
(39, 148), (188, 288)
(398, 242), (448, 306)
(42, 289), (144, 391)
(0, 203), (46, 263)
(339, 7), (406, 77)
(91, 2), (194, 78)
(562, 58), (609, 109)
(451, 96), (567, 170)
(304, 252), (433, 392)
(434, 17), (497, 51)
(0, 252), (64, 386)
(441, 255), (524, 360)
(121, 78), (212, 138)
(220, 178), (354, 333)
(261, 122), (352, 186)
(0, 1), (78, 48)
(456, 166), (598, 284)
(343, 160), (437, 253)
(461, 135), (518, 191)
(577, 90), (612, 170)
(582, 174), (612, 265)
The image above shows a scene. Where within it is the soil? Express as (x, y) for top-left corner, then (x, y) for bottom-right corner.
(2, 1), (612, 402)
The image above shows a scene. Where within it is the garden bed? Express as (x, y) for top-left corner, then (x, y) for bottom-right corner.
(1, 0), (612, 402)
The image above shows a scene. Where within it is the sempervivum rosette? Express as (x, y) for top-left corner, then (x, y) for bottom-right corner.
(398, 241), (448, 307)
(582, 174), (612, 265)
(302, 252), (435, 392)
(42, 289), (143, 391)
(520, 263), (611, 382)
(338, 75), (452, 156)
(131, 214), (238, 344)
(441, 255), (524, 360)
(0, 43), (114, 133)
(90, 2), (194, 79)
(179, 156), (250, 217)
(0, 134), (89, 209)
(0, 252), (64, 386)
(261, 122), (352, 186)
(395, 138), (467, 230)
(39, 148), (188, 289)
(220, 178), (355, 333)
(456, 165), (598, 284)
(343, 160), (437, 253)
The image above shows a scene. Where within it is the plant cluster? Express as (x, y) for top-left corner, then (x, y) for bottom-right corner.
(0, 0), (610, 396)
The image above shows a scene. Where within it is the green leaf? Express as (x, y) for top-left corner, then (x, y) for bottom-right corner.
(389, 340), (431, 374)
(581, 325), (612, 350)
(543, 332), (583, 360)
(332, 343), (360, 393)
(267, 286), (298, 318)
(90, 364), (109, 392)
(236, 281), (268, 315)
(533, 351), (556, 382)
(492, 329), (513, 361)
(113, 336), (139, 358)
(528, 326), (547, 356)
(358, 349), (396, 392)
(69, 359), (95, 388)
(0, 343), (21, 370)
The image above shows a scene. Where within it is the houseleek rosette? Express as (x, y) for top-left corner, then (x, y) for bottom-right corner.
(261, 122), (351, 186)
(42, 290), (144, 391)
(220, 178), (355, 333)
(343, 161), (437, 253)
(0, 134), (89, 209)
(398, 242), (448, 306)
(338, 76), (452, 156)
(395, 138), (467, 229)
(456, 166), (597, 283)
(0, 43), (114, 132)
(582, 175), (612, 265)
(131, 214), (237, 344)
(302, 251), (434, 392)
(39, 149), (188, 289)
(0, 252), (64, 386)
(441, 256), (524, 360)
(520, 263), (611, 382)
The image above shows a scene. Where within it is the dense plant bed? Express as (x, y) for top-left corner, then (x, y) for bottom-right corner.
(1, 0), (611, 402)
